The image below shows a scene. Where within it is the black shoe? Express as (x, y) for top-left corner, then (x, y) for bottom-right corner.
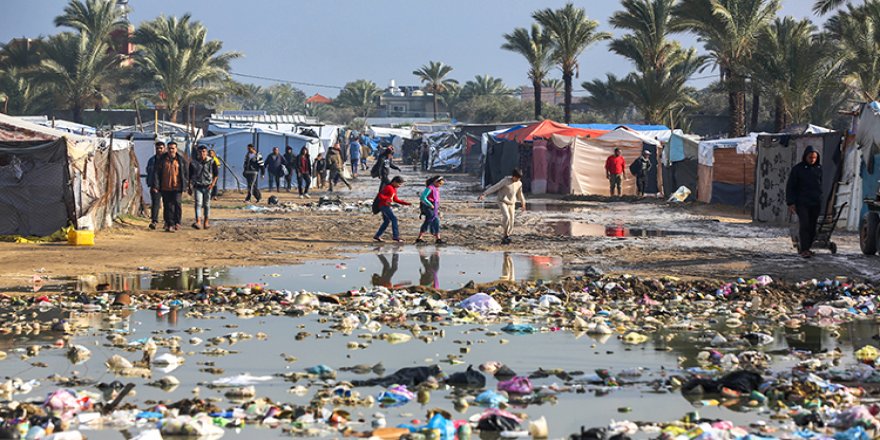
(435, 239), (446, 245)
(415, 238), (426, 244)
(148, 222), (157, 230)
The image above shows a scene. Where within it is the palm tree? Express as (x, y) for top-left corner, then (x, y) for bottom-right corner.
(581, 74), (631, 122)
(412, 61), (457, 120)
(0, 38), (48, 115)
(542, 78), (564, 91)
(133, 14), (240, 123)
(501, 24), (554, 119)
(54, 0), (127, 40)
(813, 0), (852, 15)
(232, 83), (270, 110)
(335, 79), (381, 119)
(825, 2), (880, 101)
(461, 75), (511, 99)
(674, 0), (781, 137)
(31, 32), (118, 122)
(751, 17), (833, 131)
(533, 3), (611, 123)
(616, 49), (703, 125)
(610, 0), (681, 72)
(265, 83), (305, 114)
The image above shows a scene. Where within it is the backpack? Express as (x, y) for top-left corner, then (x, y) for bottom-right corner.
(629, 158), (641, 176)
(370, 160), (383, 178)
(371, 195), (381, 214)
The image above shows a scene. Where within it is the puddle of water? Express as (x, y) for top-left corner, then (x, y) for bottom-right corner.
(0, 307), (871, 440)
(549, 221), (687, 238)
(479, 201), (585, 212)
(58, 247), (564, 293)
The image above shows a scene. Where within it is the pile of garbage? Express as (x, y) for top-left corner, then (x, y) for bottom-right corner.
(0, 272), (876, 439)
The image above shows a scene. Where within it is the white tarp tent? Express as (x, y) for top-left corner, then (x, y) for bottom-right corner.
(17, 116), (97, 136)
(698, 133), (761, 166)
(199, 128), (319, 190)
(369, 126), (415, 140)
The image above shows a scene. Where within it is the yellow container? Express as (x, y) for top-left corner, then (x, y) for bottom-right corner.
(67, 229), (95, 246)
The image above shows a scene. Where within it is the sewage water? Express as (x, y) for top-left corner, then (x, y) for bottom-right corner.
(58, 247), (564, 293)
(549, 221), (688, 238)
(1, 304), (872, 440)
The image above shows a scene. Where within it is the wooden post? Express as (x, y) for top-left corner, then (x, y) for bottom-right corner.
(223, 134), (227, 191)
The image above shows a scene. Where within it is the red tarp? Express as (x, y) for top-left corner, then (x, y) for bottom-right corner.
(496, 120), (607, 144)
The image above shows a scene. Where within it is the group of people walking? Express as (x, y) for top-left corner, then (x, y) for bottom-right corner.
(146, 141), (219, 232)
(243, 144), (324, 202)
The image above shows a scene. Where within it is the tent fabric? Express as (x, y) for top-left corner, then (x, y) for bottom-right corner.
(662, 159), (698, 201)
(0, 112), (140, 236)
(712, 181), (754, 208)
(369, 126), (415, 140)
(571, 123), (670, 131)
(484, 138), (521, 187)
(546, 141), (572, 194)
(531, 140), (549, 194)
(595, 127), (661, 147)
(712, 148), (756, 186)
(667, 133), (700, 164)
(496, 120), (606, 144)
(199, 128), (318, 190)
(551, 134), (645, 196)
(753, 132), (843, 224)
(424, 132), (462, 171)
(698, 134), (761, 166)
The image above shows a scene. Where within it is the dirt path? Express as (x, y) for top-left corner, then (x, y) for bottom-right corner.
(1, 168), (875, 292)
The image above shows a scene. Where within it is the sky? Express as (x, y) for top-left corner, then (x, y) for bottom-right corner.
(1, 0), (822, 98)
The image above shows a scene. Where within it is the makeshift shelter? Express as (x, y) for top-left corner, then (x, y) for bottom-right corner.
(571, 124), (679, 143)
(113, 120), (202, 202)
(662, 133), (700, 201)
(496, 120), (606, 144)
(540, 129), (662, 196)
(458, 124), (520, 176)
(0, 112), (140, 236)
(17, 116), (97, 136)
(424, 131), (462, 171)
(753, 131), (843, 224)
(838, 102), (880, 231)
(697, 134), (759, 208)
(198, 128), (318, 190)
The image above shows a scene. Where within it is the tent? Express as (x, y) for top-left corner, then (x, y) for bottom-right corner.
(0, 112), (140, 236)
(113, 120), (202, 203)
(369, 126), (415, 140)
(540, 130), (662, 196)
(697, 134), (760, 208)
(424, 131), (462, 171)
(753, 132), (843, 224)
(838, 102), (880, 231)
(662, 133), (700, 201)
(496, 120), (606, 144)
(17, 116), (98, 136)
(198, 128), (319, 190)
(571, 124), (680, 143)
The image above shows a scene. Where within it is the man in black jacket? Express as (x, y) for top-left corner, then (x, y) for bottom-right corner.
(188, 145), (219, 230)
(146, 141), (165, 229)
(243, 144), (264, 203)
(786, 146), (823, 258)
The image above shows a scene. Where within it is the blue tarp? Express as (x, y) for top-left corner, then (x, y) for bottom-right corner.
(570, 124), (670, 131)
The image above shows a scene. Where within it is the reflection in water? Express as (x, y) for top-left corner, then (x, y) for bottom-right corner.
(419, 248), (440, 289)
(500, 252), (515, 282)
(371, 253), (405, 289)
(550, 221), (686, 238)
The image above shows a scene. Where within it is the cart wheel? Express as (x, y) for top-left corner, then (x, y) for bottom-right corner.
(829, 242), (838, 255)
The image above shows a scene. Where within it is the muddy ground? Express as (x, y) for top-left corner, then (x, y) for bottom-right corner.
(0, 167), (875, 291)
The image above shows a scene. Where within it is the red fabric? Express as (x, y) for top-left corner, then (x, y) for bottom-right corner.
(605, 155), (626, 175)
(497, 120), (608, 144)
(377, 184), (410, 207)
(298, 155), (310, 174)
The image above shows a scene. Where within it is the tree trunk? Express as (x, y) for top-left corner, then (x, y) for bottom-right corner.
(533, 79), (543, 120)
(72, 102), (84, 124)
(750, 90), (760, 132)
(562, 70), (573, 124)
(728, 90), (746, 137)
(773, 96), (788, 133)
(432, 92), (439, 121)
(170, 109), (179, 123)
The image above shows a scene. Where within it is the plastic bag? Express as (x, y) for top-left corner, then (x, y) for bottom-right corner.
(497, 376), (533, 394)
